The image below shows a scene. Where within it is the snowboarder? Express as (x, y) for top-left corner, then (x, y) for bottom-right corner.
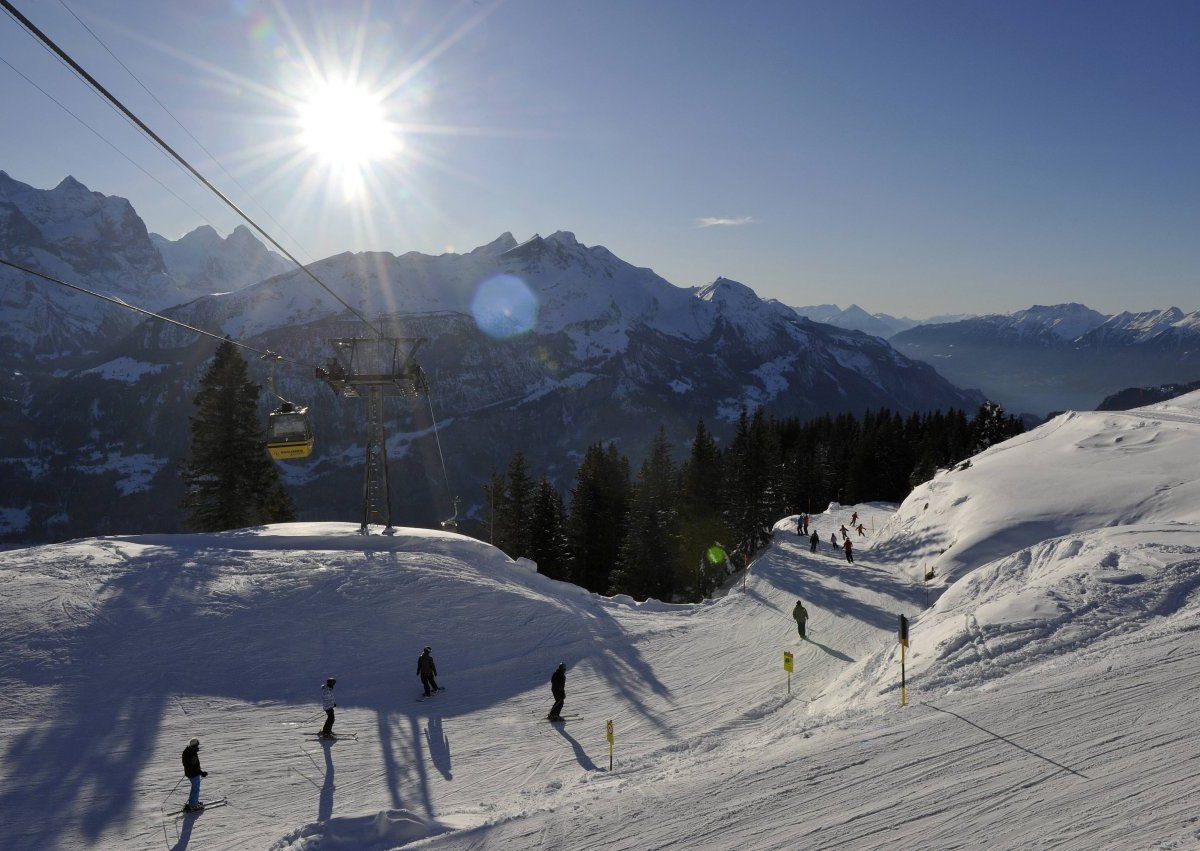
(809, 530), (819, 553)
(181, 737), (208, 812)
(418, 646), (440, 696)
(320, 677), (337, 738)
(857, 523), (866, 537)
(843, 538), (854, 563)
(792, 600), (809, 639)
(547, 662), (567, 721)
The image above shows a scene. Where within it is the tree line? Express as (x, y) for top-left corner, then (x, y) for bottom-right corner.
(484, 402), (1023, 602)
(177, 342), (1022, 602)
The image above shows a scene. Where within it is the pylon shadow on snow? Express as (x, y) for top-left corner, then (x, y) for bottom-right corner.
(552, 723), (597, 771)
(0, 532), (672, 846)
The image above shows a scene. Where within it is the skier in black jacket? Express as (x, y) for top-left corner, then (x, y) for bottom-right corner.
(547, 663), (567, 721)
(181, 738), (208, 812)
(809, 530), (819, 553)
(417, 646), (440, 696)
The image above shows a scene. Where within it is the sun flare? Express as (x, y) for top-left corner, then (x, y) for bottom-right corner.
(297, 80), (402, 197)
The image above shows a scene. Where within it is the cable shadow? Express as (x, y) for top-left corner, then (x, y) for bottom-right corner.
(923, 703), (1090, 779)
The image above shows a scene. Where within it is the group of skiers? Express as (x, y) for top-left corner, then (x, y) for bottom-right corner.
(798, 511), (864, 563)
(178, 647), (571, 813)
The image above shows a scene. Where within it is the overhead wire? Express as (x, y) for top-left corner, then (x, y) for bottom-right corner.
(0, 0), (382, 337)
(0, 256), (316, 369)
(51, 0), (318, 268)
(0, 55), (212, 225)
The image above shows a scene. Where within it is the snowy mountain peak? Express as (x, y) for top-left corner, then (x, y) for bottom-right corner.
(697, 276), (758, 306)
(546, 230), (579, 246)
(469, 232), (519, 257)
(1007, 303), (1107, 340)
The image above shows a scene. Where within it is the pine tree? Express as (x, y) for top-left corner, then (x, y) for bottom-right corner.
(528, 478), (570, 580)
(180, 339), (294, 531)
(567, 442), (630, 593)
(493, 449), (535, 559)
(611, 428), (683, 601)
(679, 419), (731, 599)
(971, 401), (1022, 453)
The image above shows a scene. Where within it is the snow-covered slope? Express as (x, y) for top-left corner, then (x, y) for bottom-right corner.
(3, 391), (1200, 849)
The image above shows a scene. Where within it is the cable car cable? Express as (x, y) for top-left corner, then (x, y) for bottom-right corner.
(50, 0), (317, 267)
(0, 0), (382, 338)
(0, 256), (315, 369)
(0, 55), (213, 227)
(425, 391), (458, 527)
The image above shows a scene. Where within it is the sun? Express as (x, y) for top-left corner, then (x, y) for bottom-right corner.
(297, 80), (403, 197)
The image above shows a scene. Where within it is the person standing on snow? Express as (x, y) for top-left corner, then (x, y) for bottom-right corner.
(418, 646), (440, 697)
(851, 511), (858, 526)
(547, 662), (567, 721)
(181, 737), (208, 812)
(843, 538), (854, 563)
(830, 532), (838, 550)
(802, 514), (809, 535)
(809, 530), (819, 553)
(320, 677), (337, 738)
(793, 600), (809, 640)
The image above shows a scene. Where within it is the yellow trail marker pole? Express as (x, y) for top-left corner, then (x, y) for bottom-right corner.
(606, 720), (614, 771)
(783, 651), (794, 695)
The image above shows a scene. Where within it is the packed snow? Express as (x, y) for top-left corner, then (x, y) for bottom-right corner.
(2, 393), (1200, 850)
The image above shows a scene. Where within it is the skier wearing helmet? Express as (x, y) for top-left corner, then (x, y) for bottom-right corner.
(319, 678), (337, 739)
(417, 646), (440, 697)
(181, 737), (207, 812)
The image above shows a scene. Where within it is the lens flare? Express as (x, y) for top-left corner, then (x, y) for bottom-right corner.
(471, 274), (538, 338)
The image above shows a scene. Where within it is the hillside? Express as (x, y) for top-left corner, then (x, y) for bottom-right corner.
(2, 395), (1200, 849)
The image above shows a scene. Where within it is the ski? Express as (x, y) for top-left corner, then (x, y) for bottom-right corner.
(304, 731), (358, 741)
(543, 715), (582, 723)
(416, 687), (445, 702)
(176, 798), (227, 817)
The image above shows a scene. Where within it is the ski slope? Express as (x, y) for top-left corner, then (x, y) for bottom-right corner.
(2, 392), (1200, 850)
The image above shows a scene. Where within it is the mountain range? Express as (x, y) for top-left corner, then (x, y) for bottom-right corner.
(889, 304), (1200, 415)
(0, 173), (982, 544)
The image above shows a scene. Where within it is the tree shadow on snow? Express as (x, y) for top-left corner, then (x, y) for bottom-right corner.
(0, 534), (670, 846)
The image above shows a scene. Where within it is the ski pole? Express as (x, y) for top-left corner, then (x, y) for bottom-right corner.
(160, 776), (185, 806)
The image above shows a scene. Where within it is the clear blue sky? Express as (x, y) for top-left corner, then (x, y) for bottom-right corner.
(1, 0), (1197, 318)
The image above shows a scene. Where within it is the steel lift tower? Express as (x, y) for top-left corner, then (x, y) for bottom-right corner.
(316, 336), (428, 534)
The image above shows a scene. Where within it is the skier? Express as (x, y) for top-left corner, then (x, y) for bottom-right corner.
(843, 538), (854, 563)
(547, 662), (567, 722)
(320, 677), (337, 738)
(840, 524), (849, 542)
(857, 523), (866, 537)
(851, 511), (858, 526)
(181, 737), (208, 812)
(809, 529), (819, 553)
(802, 514), (809, 535)
(830, 532), (838, 550)
(418, 646), (440, 697)
(792, 600), (809, 640)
